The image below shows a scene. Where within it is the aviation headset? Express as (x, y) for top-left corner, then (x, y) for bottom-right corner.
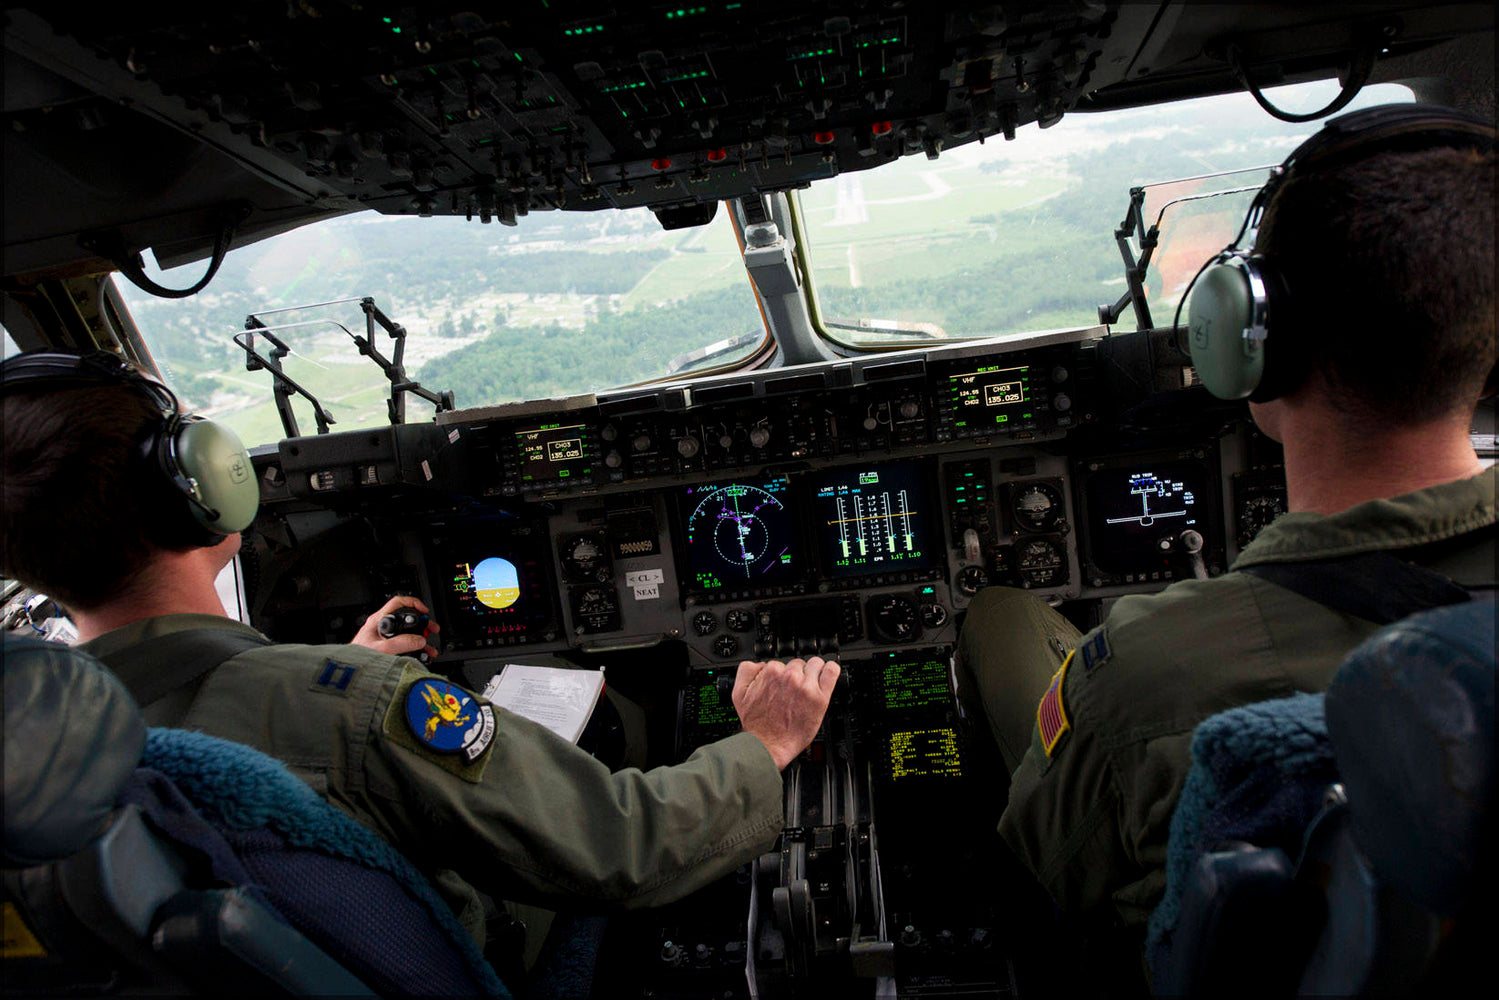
(1183, 104), (1497, 402)
(0, 350), (259, 546)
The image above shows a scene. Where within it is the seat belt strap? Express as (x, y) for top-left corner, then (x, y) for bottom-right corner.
(96, 629), (273, 707)
(1241, 552), (1472, 626)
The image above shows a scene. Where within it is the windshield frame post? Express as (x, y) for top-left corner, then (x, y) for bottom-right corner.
(731, 194), (841, 368)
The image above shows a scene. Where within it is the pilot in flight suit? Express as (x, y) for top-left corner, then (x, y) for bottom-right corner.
(79, 614), (787, 946)
(957, 469), (1496, 927)
(76, 617), (785, 947)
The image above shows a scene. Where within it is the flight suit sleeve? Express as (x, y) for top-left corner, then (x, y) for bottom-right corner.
(361, 664), (786, 911)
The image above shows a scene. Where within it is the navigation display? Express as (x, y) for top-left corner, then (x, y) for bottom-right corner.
(430, 520), (558, 648)
(945, 364), (1033, 430)
(809, 462), (937, 578)
(515, 423), (595, 484)
(682, 478), (799, 592)
(1084, 461), (1208, 573)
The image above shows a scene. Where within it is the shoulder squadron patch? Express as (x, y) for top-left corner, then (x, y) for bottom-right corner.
(405, 679), (496, 763)
(1079, 628), (1112, 673)
(1037, 650), (1074, 757)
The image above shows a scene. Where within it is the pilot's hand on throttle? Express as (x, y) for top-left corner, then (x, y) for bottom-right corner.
(352, 596), (440, 661)
(732, 656), (840, 770)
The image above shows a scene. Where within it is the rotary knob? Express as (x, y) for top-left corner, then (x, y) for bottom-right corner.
(604, 450), (623, 468)
(632, 433), (652, 452)
(749, 426), (771, 449)
(899, 399), (920, 419)
(718, 432), (735, 449)
(1052, 393), (1072, 412)
(678, 435), (701, 458)
(600, 424), (618, 442)
(862, 416), (878, 431)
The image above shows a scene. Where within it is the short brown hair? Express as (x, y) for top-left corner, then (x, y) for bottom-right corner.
(1255, 144), (1496, 424)
(1, 385), (184, 610)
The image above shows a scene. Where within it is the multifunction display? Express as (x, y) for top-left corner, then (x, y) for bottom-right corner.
(515, 423), (595, 484)
(945, 364), (1033, 431)
(682, 478), (799, 593)
(429, 519), (559, 649)
(887, 728), (964, 781)
(878, 655), (952, 713)
(1084, 461), (1207, 574)
(810, 462), (937, 578)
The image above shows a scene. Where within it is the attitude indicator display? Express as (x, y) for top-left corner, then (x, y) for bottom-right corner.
(810, 463), (937, 578)
(682, 478), (799, 592)
(429, 520), (559, 649)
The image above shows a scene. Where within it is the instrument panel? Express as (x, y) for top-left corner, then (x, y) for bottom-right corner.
(248, 329), (1273, 672)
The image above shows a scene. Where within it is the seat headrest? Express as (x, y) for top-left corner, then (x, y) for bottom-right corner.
(3, 636), (145, 867)
(1325, 597), (1496, 916)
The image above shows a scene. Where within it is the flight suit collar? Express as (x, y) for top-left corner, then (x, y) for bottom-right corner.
(79, 613), (270, 698)
(1233, 467), (1496, 568)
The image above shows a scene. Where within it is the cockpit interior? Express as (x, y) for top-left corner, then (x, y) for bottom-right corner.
(4, 3), (1494, 997)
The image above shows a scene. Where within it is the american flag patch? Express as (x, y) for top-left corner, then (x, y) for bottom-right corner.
(1037, 651), (1074, 757)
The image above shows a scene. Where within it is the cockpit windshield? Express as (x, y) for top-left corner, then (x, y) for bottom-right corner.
(119, 80), (1410, 448)
(800, 80), (1413, 345)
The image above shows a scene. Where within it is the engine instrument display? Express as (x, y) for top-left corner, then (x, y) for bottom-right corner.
(1084, 460), (1209, 575)
(515, 423), (596, 485)
(944, 364), (1033, 431)
(430, 519), (559, 649)
(682, 478), (799, 593)
(810, 462), (937, 578)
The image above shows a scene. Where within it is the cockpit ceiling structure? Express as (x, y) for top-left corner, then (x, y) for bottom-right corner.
(2, 2), (1492, 274)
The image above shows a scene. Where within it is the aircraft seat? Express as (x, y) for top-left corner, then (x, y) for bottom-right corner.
(1150, 596), (1495, 996)
(1, 635), (508, 997)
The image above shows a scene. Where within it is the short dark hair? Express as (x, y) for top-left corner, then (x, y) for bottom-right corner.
(1255, 144), (1496, 424)
(1, 385), (183, 610)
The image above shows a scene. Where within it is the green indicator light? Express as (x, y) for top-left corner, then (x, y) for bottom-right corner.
(392, 26), (402, 34)
(727, 2), (741, 8)
(514, 53), (523, 61)
(382, 16), (392, 24)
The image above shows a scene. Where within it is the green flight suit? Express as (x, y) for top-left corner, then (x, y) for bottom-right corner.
(958, 468), (1496, 928)
(79, 620), (785, 946)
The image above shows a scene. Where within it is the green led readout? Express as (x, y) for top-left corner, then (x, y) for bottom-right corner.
(948, 364), (1030, 430)
(564, 24), (606, 36)
(888, 728), (963, 780)
(881, 657), (951, 712)
(666, 6), (708, 18)
(694, 678), (737, 726)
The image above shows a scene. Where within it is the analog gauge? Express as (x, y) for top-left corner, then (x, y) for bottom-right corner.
(712, 634), (740, 659)
(692, 610), (720, 636)
(561, 533), (610, 582)
(957, 565), (989, 596)
(725, 608), (755, 632)
(1236, 494), (1286, 549)
(1011, 481), (1064, 533)
(571, 586), (620, 634)
(919, 603), (948, 628)
(1016, 537), (1067, 589)
(867, 594), (920, 643)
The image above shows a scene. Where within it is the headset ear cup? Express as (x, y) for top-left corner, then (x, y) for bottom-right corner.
(1186, 259), (1267, 400)
(170, 419), (260, 534)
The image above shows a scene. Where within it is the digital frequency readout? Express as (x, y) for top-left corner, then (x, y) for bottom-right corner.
(887, 728), (963, 781)
(881, 658), (952, 713)
(516, 423), (594, 483)
(811, 463), (936, 578)
(946, 364), (1033, 430)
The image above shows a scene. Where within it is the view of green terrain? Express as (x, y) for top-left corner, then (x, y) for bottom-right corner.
(117, 83), (1407, 447)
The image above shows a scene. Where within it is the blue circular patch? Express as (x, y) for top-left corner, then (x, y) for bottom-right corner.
(405, 679), (479, 754)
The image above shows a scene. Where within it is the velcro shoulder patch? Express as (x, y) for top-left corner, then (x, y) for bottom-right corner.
(381, 665), (496, 782)
(1079, 628), (1112, 673)
(1037, 650), (1074, 757)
